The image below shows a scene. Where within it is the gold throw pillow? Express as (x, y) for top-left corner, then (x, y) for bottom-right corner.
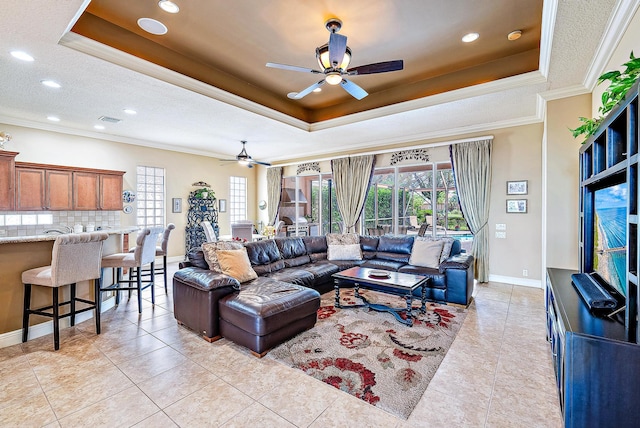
(216, 248), (258, 283)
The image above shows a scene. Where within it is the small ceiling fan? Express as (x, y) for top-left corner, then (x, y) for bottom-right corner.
(266, 18), (403, 100)
(220, 141), (271, 168)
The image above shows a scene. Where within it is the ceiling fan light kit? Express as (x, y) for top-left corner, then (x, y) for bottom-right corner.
(220, 141), (271, 168)
(266, 18), (403, 100)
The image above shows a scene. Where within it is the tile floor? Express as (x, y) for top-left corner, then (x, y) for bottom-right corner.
(0, 262), (562, 427)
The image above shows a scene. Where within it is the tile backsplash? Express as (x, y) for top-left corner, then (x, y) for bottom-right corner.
(0, 210), (121, 236)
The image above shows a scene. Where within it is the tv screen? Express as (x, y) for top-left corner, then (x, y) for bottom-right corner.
(593, 182), (628, 297)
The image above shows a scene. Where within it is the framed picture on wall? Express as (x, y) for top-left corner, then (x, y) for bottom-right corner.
(172, 198), (182, 213)
(507, 180), (528, 195)
(506, 199), (527, 213)
(219, 199), (227, 213)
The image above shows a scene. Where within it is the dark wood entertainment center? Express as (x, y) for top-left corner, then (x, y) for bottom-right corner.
(546, 82), (640, 427)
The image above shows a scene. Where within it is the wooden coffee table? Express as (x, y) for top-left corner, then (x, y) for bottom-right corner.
(332, 266), (430, 327)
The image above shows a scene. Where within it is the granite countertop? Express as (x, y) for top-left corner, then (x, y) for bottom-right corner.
(0, 227), (140, 245)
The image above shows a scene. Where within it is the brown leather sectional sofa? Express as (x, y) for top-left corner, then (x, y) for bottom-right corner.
(173, 234), (474, 355)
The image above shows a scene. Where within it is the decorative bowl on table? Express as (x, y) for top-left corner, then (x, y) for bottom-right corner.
(368, 270), (391, 278)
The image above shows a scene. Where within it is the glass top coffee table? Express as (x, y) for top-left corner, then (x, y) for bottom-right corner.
(332, 266), (431, 327)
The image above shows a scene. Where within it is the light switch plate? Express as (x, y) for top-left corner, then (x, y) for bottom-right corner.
(496, 223), (506, 230)
(495, 231), (506, 239)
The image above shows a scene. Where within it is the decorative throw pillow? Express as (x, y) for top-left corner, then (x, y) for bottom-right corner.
(326, 233), (359, 246)
(409, 239), (445, 268)
(327, 243), (363, 261)
(202, 241), (244, 272)
(216, 248), (258, 283)
(414, 236), (455, 264)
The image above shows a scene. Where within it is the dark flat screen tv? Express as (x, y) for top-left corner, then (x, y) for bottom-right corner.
(593, 182), (628, 297)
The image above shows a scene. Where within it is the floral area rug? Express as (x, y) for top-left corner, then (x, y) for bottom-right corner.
(266, 288), (467, 419)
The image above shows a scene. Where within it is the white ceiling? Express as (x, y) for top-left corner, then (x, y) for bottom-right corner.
(0, 0), (630, 164)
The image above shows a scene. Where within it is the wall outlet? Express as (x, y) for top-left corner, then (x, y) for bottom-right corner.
(496, 223), (506, 230)
(0, 229), (6, 237)
(523, 269), (528, 277)
(495, 231), (506, 239)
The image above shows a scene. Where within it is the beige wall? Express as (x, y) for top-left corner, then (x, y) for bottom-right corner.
(1, 123), (258, 258)
(545, 94), (591, 271)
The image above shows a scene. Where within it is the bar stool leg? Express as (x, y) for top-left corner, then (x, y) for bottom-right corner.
(163, 255), (168, 293)
(94, 278), (101, 335)
(22, 284), (31, 343)
(52, 288), (60, 351)
(115, 268), (121, 305)
(70, 283), (76, 327)
(150, 261), (155, 305)
(136, 267), (143, 314)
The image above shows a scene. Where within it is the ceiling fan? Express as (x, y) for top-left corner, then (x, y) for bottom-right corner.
(220, 141), (271, 168)
(266, 18), (403, 100)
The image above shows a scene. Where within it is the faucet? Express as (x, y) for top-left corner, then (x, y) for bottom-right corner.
(43, 225), (72, 234)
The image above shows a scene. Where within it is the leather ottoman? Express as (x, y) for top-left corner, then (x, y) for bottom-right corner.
(218, 277), (320, 357)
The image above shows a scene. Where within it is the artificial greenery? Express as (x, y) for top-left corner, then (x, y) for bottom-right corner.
(194, 187), (214, 199)
(571, 51), (640, 141)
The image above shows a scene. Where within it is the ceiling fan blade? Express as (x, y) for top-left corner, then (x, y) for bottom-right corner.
(253, 160), (272, 166)
(329, 33), (347, 68)
(289, 80), (326, 99)
(219, 159), (238, 162)
(347, 60), (404, 75)
(341, 78), (368, 100)
(266, 62), (321, 74)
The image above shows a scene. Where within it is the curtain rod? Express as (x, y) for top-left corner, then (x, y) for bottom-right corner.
(273, 135), (494, 167)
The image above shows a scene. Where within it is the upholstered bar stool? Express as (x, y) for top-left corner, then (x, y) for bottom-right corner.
(101, 227), (163, 313)
(129, 223), (175, 292)
(22, 232), (109, 350)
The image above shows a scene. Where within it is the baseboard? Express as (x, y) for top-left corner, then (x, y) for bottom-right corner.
(167, 255), (185, 264)
(0, 296), (116, 349)
(488, 274), (542, 288)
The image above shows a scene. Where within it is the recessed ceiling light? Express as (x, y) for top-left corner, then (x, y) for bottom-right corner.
(40, 80), (61, 88)
(461, 33), (479, 43)
(94, 125), (105, 130)
(10, 51), (34, 61)
(313, 88), (322, 93)
(158, 0), (179, 13)
(47, 116), (60, 122)
(508, 30), (523, 41)
(123, 109), (137, 115)
(137, 18), (168, 35)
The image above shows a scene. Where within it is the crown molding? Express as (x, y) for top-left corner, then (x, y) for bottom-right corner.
(538, 0), (558, 79)
(539, 84), (591, 101)
(583, 0), (640, 90)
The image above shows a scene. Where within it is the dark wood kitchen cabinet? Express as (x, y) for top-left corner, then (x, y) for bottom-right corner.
(0, 151), (18, 210)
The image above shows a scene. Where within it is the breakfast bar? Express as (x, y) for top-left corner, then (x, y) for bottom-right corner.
(0, 228), (138, 336)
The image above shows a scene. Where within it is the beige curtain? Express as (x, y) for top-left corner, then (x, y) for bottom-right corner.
(266, 167), (283, 225)
(450, 139), (492, 282)
(331, 155), (376, 233)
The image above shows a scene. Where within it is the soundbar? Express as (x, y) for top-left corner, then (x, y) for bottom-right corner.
(571, 273), (617, 310)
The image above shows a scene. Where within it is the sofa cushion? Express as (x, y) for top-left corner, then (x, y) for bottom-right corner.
(245, 239), (281, 266)
(276, 237), (308, 259)
(398, 265), (447, 289)
(327, 243), (363, 261)
(359, 235), (379, 260)
(409, 239), (445, 268)
(303, 261), (340, 282)
(414, 236), (455, 264)
(377, 235), (414, 254)
(360, 259), (406, 271)
(303, 236), (328, 254)
(265, 268), (315, 287)
(284, 255), (312, 268)
(202, 241), (244, 272)
(327, 259), (364, 270)
(187, 248), (209, 269)
(216, 248), (258, 283)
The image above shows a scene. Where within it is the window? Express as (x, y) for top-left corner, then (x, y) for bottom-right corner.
(136, 166), (165, 227)
(229, 176), (247, 224)
(363, 162), (468, 237)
